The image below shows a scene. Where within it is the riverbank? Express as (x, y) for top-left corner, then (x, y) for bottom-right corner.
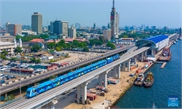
(64, 61), (154, 109)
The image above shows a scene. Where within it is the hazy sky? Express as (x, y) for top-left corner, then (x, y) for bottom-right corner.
(0, 0), (181, 28)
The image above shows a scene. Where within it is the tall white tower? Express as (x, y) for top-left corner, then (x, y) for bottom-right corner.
(110, 0), (119, 40)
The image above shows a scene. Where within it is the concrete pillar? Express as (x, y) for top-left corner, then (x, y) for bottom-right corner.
(81, 82), (88, 104)
(134, 56), (137, 64)
(5, 93), (7, 98)
(76, 85), (81, 103)
(103, 71), (108, 89)
(145, 51), (147, 58)
(117, 64), (121, 78)
(122, 62), (125, 71)
(99, 73), (103, 86)
(151, 49), (154, 56)
(127, 59), (130, 72)
(141, 52), (144, 62)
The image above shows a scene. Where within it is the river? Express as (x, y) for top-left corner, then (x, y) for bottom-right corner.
(115, 40), (181, 108)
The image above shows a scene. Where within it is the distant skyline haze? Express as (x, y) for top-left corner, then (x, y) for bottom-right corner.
(1, 0), (181, 28)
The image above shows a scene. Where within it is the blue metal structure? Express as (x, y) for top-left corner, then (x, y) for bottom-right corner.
(26, 54), (120, 98)
(145, 35), (168, 44)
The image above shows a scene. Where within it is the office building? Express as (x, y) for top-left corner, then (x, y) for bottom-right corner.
(68, 27), (76, 38)
(6, 23), (22, 36)
(31, 12), (42, 34)
(61, 21), (69, 37)
(53, 20), (68, 37)
(110, 0), (119, 40)
(103, 29), (111, 40)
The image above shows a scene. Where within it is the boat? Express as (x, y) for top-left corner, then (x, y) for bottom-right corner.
(158, 47), (171, 61)
(143, 72), (154, 87)
(152, 103), (157, 109)
(173, 41), (176, 44)
(134, 73), (144, 86)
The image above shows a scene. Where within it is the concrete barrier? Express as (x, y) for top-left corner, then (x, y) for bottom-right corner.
(31, 75), (34, 77)
(2, 83), (6, 86)
(15, 80), (19, 82)
(26, 76), (29, 79)
(21, 78), (24, 80)
(9, 81), (12, 84)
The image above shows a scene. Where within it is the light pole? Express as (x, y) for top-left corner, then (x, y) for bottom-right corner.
(19, 53), (22, 96)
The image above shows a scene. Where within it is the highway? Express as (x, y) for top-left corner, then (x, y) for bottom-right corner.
(0, 45), (134, 95)
(3, 47), (149, 109)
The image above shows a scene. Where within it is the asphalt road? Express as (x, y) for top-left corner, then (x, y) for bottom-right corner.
(0, 45), (135, 95)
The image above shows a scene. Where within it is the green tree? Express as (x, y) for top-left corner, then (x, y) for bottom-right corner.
(1, 50), (8, 56)
(14, 47), (23, 54)
(31, 44), (41, 52)
(47, 42), (56, 49)
(30, 57), (41, 63)
(55, 46), (62, 51)
(83, 47), (89, 52)
(106, 42), (116, 50)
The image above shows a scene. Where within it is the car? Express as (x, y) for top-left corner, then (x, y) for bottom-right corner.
(10, 75), (16, 79)
(0, 80), (5, 84)
(5, 75), (11, 80)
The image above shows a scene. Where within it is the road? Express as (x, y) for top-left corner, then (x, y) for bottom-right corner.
(0, 45), (135, 95)
(4, 47), (149, 109)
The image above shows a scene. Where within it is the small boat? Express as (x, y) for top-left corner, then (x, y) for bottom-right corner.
(152, 103), (157, 109)
(134, 73), (144, 86)
(173, 41), (176, 44)
(143, 72), (154, 87)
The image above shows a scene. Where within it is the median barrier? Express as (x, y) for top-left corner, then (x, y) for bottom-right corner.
(9, 81), (12, 84)
(2, 83), (6, 86)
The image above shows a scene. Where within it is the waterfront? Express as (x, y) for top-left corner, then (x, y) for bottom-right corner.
(115, 40), (181, 108)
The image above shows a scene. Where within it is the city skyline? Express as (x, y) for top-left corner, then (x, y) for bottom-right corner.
(1, 0), (181, 28)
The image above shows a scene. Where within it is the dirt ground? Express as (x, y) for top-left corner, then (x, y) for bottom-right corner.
(63, 62), (151, 109)
(55, 51), (102, 64)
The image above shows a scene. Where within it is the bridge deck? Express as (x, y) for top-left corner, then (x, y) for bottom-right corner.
(6, 47), (149, 109)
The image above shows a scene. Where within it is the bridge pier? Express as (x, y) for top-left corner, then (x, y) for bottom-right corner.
(121, 62), (126, 71)
(127, 59), (130, 72)
(141, 52), (144, 62)
(76, 85), (81, 104)
(99, 71), (108, 89)
(76, 82), (88, 104)
(134, 56), (137, 64)
(114, 64), (121, 78)
(81, 82), (88, 104)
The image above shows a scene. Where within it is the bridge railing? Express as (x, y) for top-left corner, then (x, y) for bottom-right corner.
(0, 96), (23, 108)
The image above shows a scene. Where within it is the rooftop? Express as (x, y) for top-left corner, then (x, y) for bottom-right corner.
(0, 42), (14, 46)
(144, 35), (168, 43)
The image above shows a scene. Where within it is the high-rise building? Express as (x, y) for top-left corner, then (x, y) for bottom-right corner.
(31, 12), (42, 34)
(115, 12), (119, 38)
(53, 20), (68, 36)
(61, 21), (69, 37)
(103, 29), (111, 40)
(68, 26), (76, 38)
(6, 23), (22, 36)
(93, 23), (96, 30)
(110, 0), (119, 40)
(107, 23), (110, 29)
(49, 21), (54, 33)
(179, 27), (182, 36)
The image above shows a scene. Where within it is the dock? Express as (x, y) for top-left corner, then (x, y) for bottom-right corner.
(161, 62), (167, 68)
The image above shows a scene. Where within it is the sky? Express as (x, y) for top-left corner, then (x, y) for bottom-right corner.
(0, 0), (181, 28)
